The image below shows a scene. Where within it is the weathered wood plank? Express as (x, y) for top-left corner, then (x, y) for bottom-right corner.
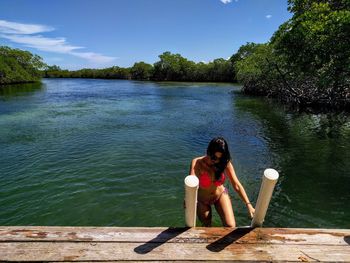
(0, 242), (349, 262)
(0, 227), (349, 245)
(1, 227), (349, 262)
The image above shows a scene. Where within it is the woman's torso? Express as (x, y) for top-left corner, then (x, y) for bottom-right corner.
(193, 156), (226, 204)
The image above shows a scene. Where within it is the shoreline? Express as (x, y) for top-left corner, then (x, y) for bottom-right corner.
(1, 77), (349, 113)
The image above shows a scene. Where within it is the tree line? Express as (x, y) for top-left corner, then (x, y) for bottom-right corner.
(43, 52), (236, 83)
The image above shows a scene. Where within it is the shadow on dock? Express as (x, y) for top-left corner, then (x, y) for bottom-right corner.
(345, 236), (350, 245)
(134, 227), (189, 254)
(206, 227), (253, 252)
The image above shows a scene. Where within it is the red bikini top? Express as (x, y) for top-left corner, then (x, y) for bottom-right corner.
(199, 172), (225, 188)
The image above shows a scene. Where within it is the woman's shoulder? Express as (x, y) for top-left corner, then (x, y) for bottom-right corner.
(191, 156), (206, 168)
(191, 156), (205, 164)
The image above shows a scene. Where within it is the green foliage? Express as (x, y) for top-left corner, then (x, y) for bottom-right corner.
(148, 51), (234, 82)
(235, 43), (283, 96)
(43, 66), (131, 80)
(273, 2), (350, 76)
(288, 0), (350, 16)
(44, 51), (235, 83)
(234, 0), (350, 110)
(131, 62), (154, 80)
(207, 58), (235, 82)
(153, 52), (193, 81)
(0, 46), (45, 84)
(230, 42), (263, 63)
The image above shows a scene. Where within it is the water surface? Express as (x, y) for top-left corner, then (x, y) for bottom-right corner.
(0, 79), (349, 227)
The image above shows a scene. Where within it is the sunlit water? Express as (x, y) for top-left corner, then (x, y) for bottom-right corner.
(0, 79), (349, 228)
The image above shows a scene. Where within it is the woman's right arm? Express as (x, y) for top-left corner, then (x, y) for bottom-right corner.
(189, 158), (196, 175)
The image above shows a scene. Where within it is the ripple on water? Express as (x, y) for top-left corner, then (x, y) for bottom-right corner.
(0, 79), (349, 227)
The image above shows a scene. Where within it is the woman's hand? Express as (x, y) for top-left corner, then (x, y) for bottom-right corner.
(247, 203), (255, 219)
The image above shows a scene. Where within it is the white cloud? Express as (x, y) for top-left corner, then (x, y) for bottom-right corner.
(266, 15), (272, 19)
(0, 19), (117, 65)
(71, 51), (117, 64)
(0, 20), (54, 34)
(220, 0), (238, 4)
(1, 34), (83, 53)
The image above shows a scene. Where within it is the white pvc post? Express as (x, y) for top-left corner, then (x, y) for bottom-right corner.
(251, 168), (279, 228)
(184, 175), (199, 227)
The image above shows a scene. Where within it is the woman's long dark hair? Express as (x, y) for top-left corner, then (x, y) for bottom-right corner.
(207, 137), (231, 181)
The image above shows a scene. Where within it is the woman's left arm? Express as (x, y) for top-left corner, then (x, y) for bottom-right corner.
(225, 161), (255, 218)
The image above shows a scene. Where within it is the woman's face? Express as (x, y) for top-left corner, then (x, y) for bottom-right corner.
(209, 151), (223, 164)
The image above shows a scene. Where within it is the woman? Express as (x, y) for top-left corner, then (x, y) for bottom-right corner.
(189, 137), (255, 227)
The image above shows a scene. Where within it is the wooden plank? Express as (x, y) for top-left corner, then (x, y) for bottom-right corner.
(52, 262), (256, 263)
(0, 242), (349, 262)
(1, 227), (349, 262)
(0, 227), (349, 245)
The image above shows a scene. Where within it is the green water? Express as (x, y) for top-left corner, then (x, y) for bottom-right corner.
(0, 79), (349, 228)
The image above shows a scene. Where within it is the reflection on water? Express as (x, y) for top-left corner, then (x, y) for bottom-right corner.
(234, 93), (350, 228)
(0, 79), (349, 228)
(0, 82), (44, 97)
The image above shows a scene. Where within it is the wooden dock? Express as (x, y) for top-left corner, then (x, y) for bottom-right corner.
(0, 226), (350, 262)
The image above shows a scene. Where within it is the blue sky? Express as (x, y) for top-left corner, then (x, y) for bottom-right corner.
(0, 0), (292, 70)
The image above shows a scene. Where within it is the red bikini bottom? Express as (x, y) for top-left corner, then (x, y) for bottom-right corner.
(197, 187), (229, 206)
